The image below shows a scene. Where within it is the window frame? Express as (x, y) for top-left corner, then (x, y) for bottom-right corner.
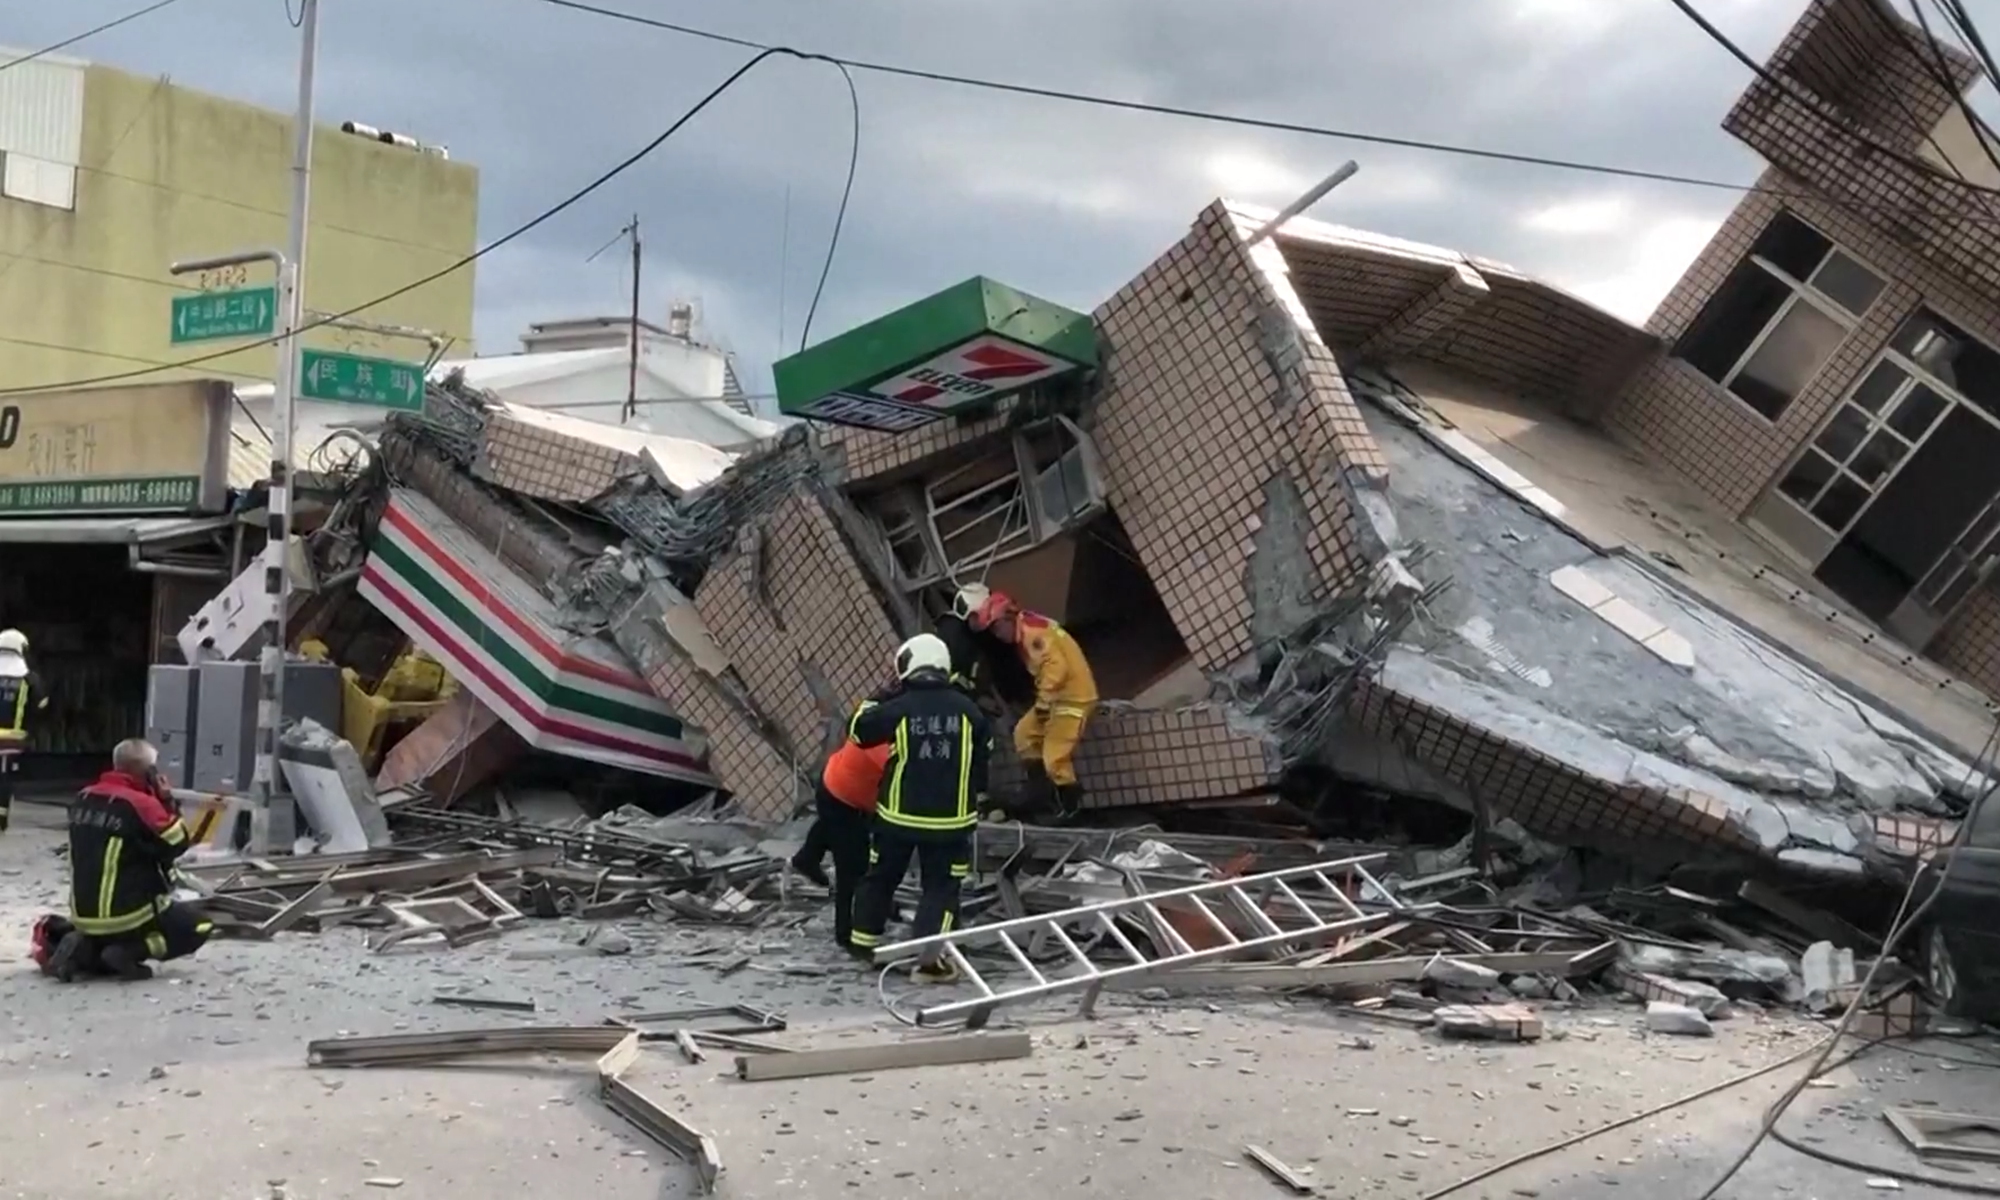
(863, 416), (1109, 591)
(1675, 212), (1886, 423)
(1768, 304), (2000, 606)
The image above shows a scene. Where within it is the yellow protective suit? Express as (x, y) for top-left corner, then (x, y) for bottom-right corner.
(1010, 611), (1097, 786)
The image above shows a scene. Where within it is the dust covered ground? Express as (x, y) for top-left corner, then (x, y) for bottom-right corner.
(0, 806), (1989, 1199)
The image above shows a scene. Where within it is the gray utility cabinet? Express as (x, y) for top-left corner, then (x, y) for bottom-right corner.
(144, 665), (201, 790)
(191, 661), (343, 796)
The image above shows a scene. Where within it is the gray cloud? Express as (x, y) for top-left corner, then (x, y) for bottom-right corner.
(8, 0), (1865, 394)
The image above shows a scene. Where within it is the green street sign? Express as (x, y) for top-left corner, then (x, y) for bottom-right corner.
(299, 349), (425, 411)
(170, 286), (277, 343)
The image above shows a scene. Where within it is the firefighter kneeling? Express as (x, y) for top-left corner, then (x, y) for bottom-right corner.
(34, 738), (212, 982)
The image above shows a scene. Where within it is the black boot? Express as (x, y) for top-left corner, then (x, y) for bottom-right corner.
(99, 942), (153, 982)
(45, 931), (84, 983)
(790, 852), (830, 889)
(1018, 762), (1053, 820)
(1053, 782), (1085, 823)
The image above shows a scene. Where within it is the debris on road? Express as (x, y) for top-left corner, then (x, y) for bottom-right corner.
(1244, 1143), (1316, 1194)
(1644, 1002), (1715, 1037)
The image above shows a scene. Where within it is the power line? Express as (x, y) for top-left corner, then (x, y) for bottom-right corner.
(1661, 0), (2000, 197)
(0, 0), (189, 74)
(1901, 0), (2000, 185)
(798, 60), (858, 352)
(531, 0), (2000, 227)
(0, 45), (858, 396)
(534, 0), (1777, 195)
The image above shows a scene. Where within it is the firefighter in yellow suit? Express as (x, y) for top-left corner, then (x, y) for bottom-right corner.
(954, 584), (1097, 821)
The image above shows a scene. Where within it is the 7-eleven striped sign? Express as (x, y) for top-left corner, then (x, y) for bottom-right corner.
(868, 335), (1072, 408)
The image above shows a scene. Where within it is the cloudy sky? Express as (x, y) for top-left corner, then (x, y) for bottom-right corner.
(6, 0), (1936, 398)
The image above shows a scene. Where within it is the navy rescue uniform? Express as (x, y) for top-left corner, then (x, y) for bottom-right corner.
(846, 670), (992, 959)
(66, 770), (212, 972)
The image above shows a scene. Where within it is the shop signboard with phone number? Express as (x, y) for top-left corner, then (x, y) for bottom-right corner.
(0, 381), (231, 516)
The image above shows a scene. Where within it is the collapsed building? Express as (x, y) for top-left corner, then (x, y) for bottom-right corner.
(273, 0), (2000, 899)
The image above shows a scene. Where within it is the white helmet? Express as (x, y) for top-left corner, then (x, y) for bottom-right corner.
(0, 629), (26, 654)
(894, 633), (952, 679)
(951, 583), (991, 623)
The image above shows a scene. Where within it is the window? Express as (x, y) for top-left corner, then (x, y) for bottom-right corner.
(1914, 493), (2000, 618)
(1675, 212), (1885, 420)
(860, 417), (1107, 589)
(1776, 339), (1952, 537)
(0, 152), (75, 211)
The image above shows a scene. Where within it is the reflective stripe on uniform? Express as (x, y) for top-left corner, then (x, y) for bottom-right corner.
(955, 718), (972, 826)
(158, 818), (189, 847)
(72, 896), (168, 936)
(97, 836), (122, 920)
(846, 700), (878, 742)
(194, 920), (213, 937)
(882, 718), (910, 821)
(5, 682), (26, 735)
(145, 932), (168, 958)
(848, 929), (879, 947)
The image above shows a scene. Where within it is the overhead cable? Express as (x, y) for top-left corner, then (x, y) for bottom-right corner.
(1661, 0), (2000, 196)
(0, 0), (189, 74)
(0, 44), (859, 396)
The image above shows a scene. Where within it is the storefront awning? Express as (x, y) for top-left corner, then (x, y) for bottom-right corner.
(358, 488), (716, 787)
(0, 513), (234, 546)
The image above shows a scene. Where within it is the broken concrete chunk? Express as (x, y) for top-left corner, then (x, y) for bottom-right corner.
(1434, 1003), (1543, 1042)
(1620, 942), (1791, 986)
(1801, 941), (1858, 1013)
(1424, 958), (1502, 990)
(1645, 1002), (1714, 1037)
(1610, 967), (1732, 1017)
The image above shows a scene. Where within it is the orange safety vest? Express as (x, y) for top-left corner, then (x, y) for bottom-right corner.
(822, 742), (892, 811)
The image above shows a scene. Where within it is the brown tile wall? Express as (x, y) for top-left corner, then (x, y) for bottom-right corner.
(1272, 237), (1448, 347)
(612, 590), (803, 823)
(1761, 0), (1976, 151)
(1354, 263), (1490, 363)
(1349, 678), (1767, 864)
(693, 489), (904, 779)
(1929, 587), (2000, 698)
(1416, 276), (1654, 414)
(473, 409), (634, 503)
(1722, 0), (2000, 310)
(1086, 202), (1380, 672)
(989, 705), (1283, 810)
(1269, 225), (1654, 418)
(1607, 167), (2000, 516)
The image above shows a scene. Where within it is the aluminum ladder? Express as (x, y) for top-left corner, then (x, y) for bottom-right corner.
(873, 852), (1391, 1027)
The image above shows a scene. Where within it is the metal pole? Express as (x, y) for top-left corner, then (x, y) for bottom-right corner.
(625, 215), (641, 424)
(258, 0), (319, 834)
(1243, 160), (1360, 247)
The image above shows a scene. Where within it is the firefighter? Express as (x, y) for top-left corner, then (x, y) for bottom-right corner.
(847, 633), (991, 982)
(45, 738), (212, 982)
(790, 682), (898, 947)
(0, 628), (49, 833)
(934, 606), (983, 694)
(954, 584), (1098, 822)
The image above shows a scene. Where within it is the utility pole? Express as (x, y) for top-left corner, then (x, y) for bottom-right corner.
(626, 215), (641, 424)
(257, 0), (319, 844)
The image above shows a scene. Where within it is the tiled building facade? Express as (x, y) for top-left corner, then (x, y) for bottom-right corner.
(1602, 0), (2000, 697)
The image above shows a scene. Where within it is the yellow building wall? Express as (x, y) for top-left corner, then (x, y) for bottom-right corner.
(0, 64), (479, 391)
